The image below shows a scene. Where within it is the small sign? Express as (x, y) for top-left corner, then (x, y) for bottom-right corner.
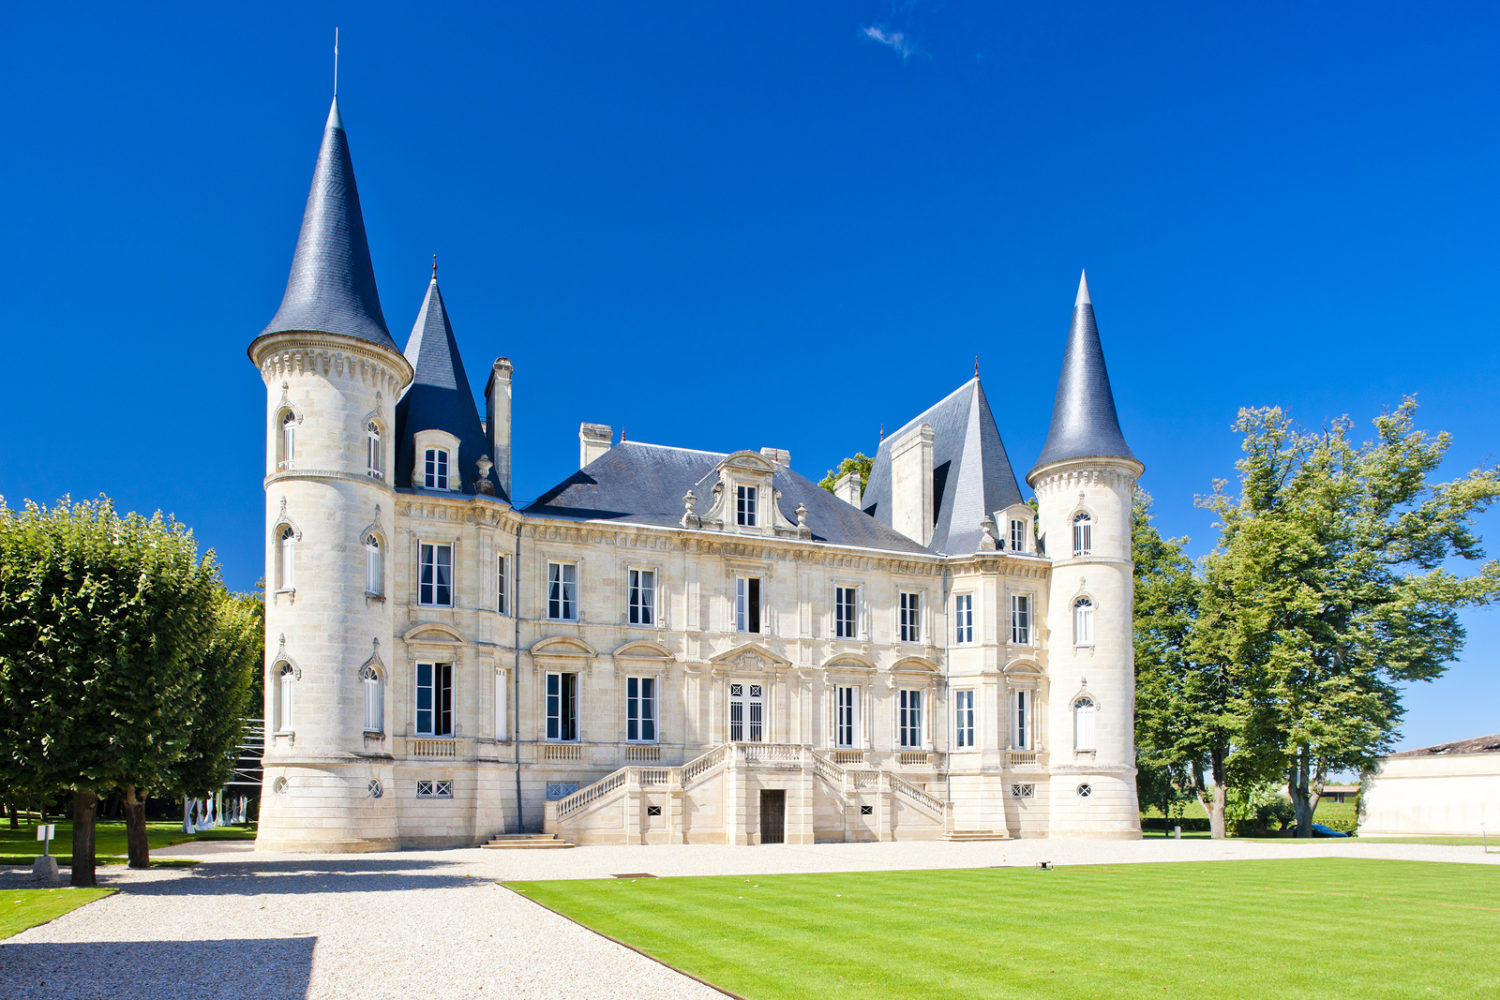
(35, 824), (55, 841)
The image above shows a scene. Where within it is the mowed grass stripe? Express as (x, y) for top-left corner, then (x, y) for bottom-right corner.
(507, 859), (1500, 1000)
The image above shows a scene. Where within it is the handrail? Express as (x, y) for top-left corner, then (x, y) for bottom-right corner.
(887, 771), (946, 814)
(681, 743), (730, 787)
(555, 766), (629, 819)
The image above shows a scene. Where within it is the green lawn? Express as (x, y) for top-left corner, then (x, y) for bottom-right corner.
(0, 819), (255, 865)
(508, 859), (1499, 999)
(0, 887), (115, 939)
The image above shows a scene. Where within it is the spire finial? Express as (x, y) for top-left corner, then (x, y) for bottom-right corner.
(333, 27), (339, 98)
(974, 355), (980, 379)
(432, 253), (438, 279)
(1075, 268), (1091, 307)
(879, 423), (885, 442)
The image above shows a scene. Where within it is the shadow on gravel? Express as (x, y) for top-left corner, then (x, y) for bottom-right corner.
(119, 857), (477, 896)
(0, 937), (315, 999)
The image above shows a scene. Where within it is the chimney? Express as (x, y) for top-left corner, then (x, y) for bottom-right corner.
(832, 470), (863, 509)
(759, 447), (791, 467)
(889, 422), (934, 546)
(485, 358), (514, 498)
(579, 423), (612, 468)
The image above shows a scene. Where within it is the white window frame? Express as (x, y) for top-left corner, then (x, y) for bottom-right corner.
(953, 592), (974, 644)
(1072, 511), (1093, 556)
(279, 410), (296, 469)
(898, 591), (922, 643)
(414, 662), (454, 737)
(365, 534), (383, 596)
(547, 561), (578, 621)
(626, 676), (657, 743)
(735, 576), (761, 633)
(1013, 689), (1032, 750)
(546, 671), (579, 742)
(494, 669), (508, 742)
(954, 689), (975, 748)
(728, 681), (765, 742)
(360, 664), (382, 733)
(276, 663), (295, 732)
(416, 779), (453, 799)
(1009, 518), (1026, 553)
(627, 567), (657, 626)
(1010, 594), (1031, 645)
(1074, 697), (1096, 751)
(834, 685), (859, 748)
(277, 526), (296, 591)
(495, 554), (509, 616)
(418, 542), (453, 607)
(897, 688), (924, 749)
(1074, 597), (1095, 646)
(834, 586), (857, 639)
(366, 421), (384, 479)
(424, 447), (451, 491)
(736, 485), (758, 527)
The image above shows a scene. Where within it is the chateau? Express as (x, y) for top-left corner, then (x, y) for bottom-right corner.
(251, 98), (1144, 851)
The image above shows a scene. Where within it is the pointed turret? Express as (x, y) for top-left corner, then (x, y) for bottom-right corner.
(1028, 271), (1138, 479)
(257, 98), (397, 352)
(394, 273), (501, 498)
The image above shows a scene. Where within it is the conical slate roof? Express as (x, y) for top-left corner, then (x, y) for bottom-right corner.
(394, 275), (502, 498)
(863, 377), (1025, 554)
(258, 99), (398, 352)
(1029, 272), (1138, 477)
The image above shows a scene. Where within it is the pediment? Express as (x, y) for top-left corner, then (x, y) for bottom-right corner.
(709, 641), (792, 672)
(891, 655), (940, 674)
(530, 635), (598, 658)
(821, 653), (876, 672)
(612, 639), (675, 661)
(403, 623), (465, 645)
(718, 450), (777, 475)
(1002, 658), (1043, 676)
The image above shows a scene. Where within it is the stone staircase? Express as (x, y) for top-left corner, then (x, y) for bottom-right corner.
(481, 833), (573, 849)
(942, 829), (1011, 842)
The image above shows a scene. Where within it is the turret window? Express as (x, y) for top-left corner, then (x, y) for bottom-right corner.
(365, 535), (383, 596)
(276, 663), (295, 732)
(279, 411), (296, 469)
(1072, 512), (1093, 556)
(366, 423), (384, 479)
(1073, 597), (1095, 646)
(424, 448), (450, 490)
(1074, 697), (1096, 751)
(419, 542), (453, 607)
(276, 526), (296, 591)
(361, 664), (383, 734)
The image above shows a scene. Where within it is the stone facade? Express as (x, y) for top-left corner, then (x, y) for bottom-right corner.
(1359, 736), (1500, 838)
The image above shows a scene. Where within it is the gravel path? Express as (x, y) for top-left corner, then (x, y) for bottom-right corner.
(2, 837), (1494, 999)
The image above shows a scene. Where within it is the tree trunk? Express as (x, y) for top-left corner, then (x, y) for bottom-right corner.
(122, 786), (150, 869)
(1289, 753), (1315, 838)
(70, 789), (98, 888)
(1203, 750), (1229, 839)
(7, 802), (16, 828)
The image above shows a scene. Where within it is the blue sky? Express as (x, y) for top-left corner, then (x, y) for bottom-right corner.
(2, 2), (1495, 752)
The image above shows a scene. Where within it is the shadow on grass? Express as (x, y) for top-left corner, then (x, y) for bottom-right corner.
(0, 937), (315, 1000)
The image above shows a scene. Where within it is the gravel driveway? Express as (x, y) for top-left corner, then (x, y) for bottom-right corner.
(2, 837), (1493, 999)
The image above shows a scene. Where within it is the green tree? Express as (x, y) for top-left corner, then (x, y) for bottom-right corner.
(0, 496), (221, 885)
(819, 453), (874, 495)
(1198, 401), (1500, 836)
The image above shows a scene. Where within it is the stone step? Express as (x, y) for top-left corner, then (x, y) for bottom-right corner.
(481, 834), (574, 849)
(942, 830), (1011, 841)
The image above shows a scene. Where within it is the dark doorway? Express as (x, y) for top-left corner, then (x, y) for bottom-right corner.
(760, 789), (785, 844)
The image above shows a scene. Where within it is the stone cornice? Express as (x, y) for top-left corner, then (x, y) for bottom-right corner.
(253, 331), (412, 396)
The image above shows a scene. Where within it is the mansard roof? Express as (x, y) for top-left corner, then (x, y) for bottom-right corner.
(394, 276), (501, 498)
(1029, 271), (1138, 478)
(525, 441), (930, 554)
(861, 377), (1025, 555)
(257, 99), (398, 354)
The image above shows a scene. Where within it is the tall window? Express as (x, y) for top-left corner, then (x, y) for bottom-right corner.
(360, 664), (382, 733)
(494, 670), (508, 741)
(495, 555), (509, 615)
(1073, 597), (1095, 645)
(835, 685), (858, 748)
(628, 568), (656, 626)
(834, 586), (857, 639)
(546, 672), (579, 741)
(366, 422), (383, 479)
(728, 682), (764, 742)
(419, 543), (452, 607)
(1010, 594), (1031, 645)
(277, 527), (296, 591)
(736, 485), (758, 527)
(954, 593), (974, 643)
(276, 663), (295, 731)
(279, 411), (295, 468)
(365, 535), (382, 596)
(1072, 511), (1092, 556)
(1009, 518), (1026, 553)
(1013, 689), (1031, 749)
(899, 592), (921, 643)
(424, 448), (450, 490)
(548, 562), (578, 621)
(736, 577), (761, 633)
(1074, 697), (1096, 751)
(415, 662), (453, 736)
(898, 689), (923, 748)
(955, 689), (975, 748)
(626, 676), (657, 742)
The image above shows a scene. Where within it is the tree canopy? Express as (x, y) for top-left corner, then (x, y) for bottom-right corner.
(819, 453), (874, 495)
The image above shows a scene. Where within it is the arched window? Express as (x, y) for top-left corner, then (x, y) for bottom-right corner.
(277, 663), (295, 731)
(1073, 597), (1094, 645)
(365, 535), (383, 596)
(277, 526), (296, 591)
(1074, 697), (1096, 751)
(279, 411), (296, 468)
(1072, 511), (1092, 556)
(360, 664), (382, 733)
(366, 422), (383, 479)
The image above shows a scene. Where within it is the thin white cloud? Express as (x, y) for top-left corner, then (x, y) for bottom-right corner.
(861, 24), (914, 61)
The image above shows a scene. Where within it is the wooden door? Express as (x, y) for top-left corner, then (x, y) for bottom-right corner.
(760, 789), (785, 844)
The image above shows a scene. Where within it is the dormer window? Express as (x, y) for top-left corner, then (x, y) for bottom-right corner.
(1072, 512), (1093, 556)
(424, 448), (450, 490)
(279, 411), (296, 469)
(366, 423), (384, 479)
(736, 485), (758, 527)
(1009, 518), (1027, 553)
